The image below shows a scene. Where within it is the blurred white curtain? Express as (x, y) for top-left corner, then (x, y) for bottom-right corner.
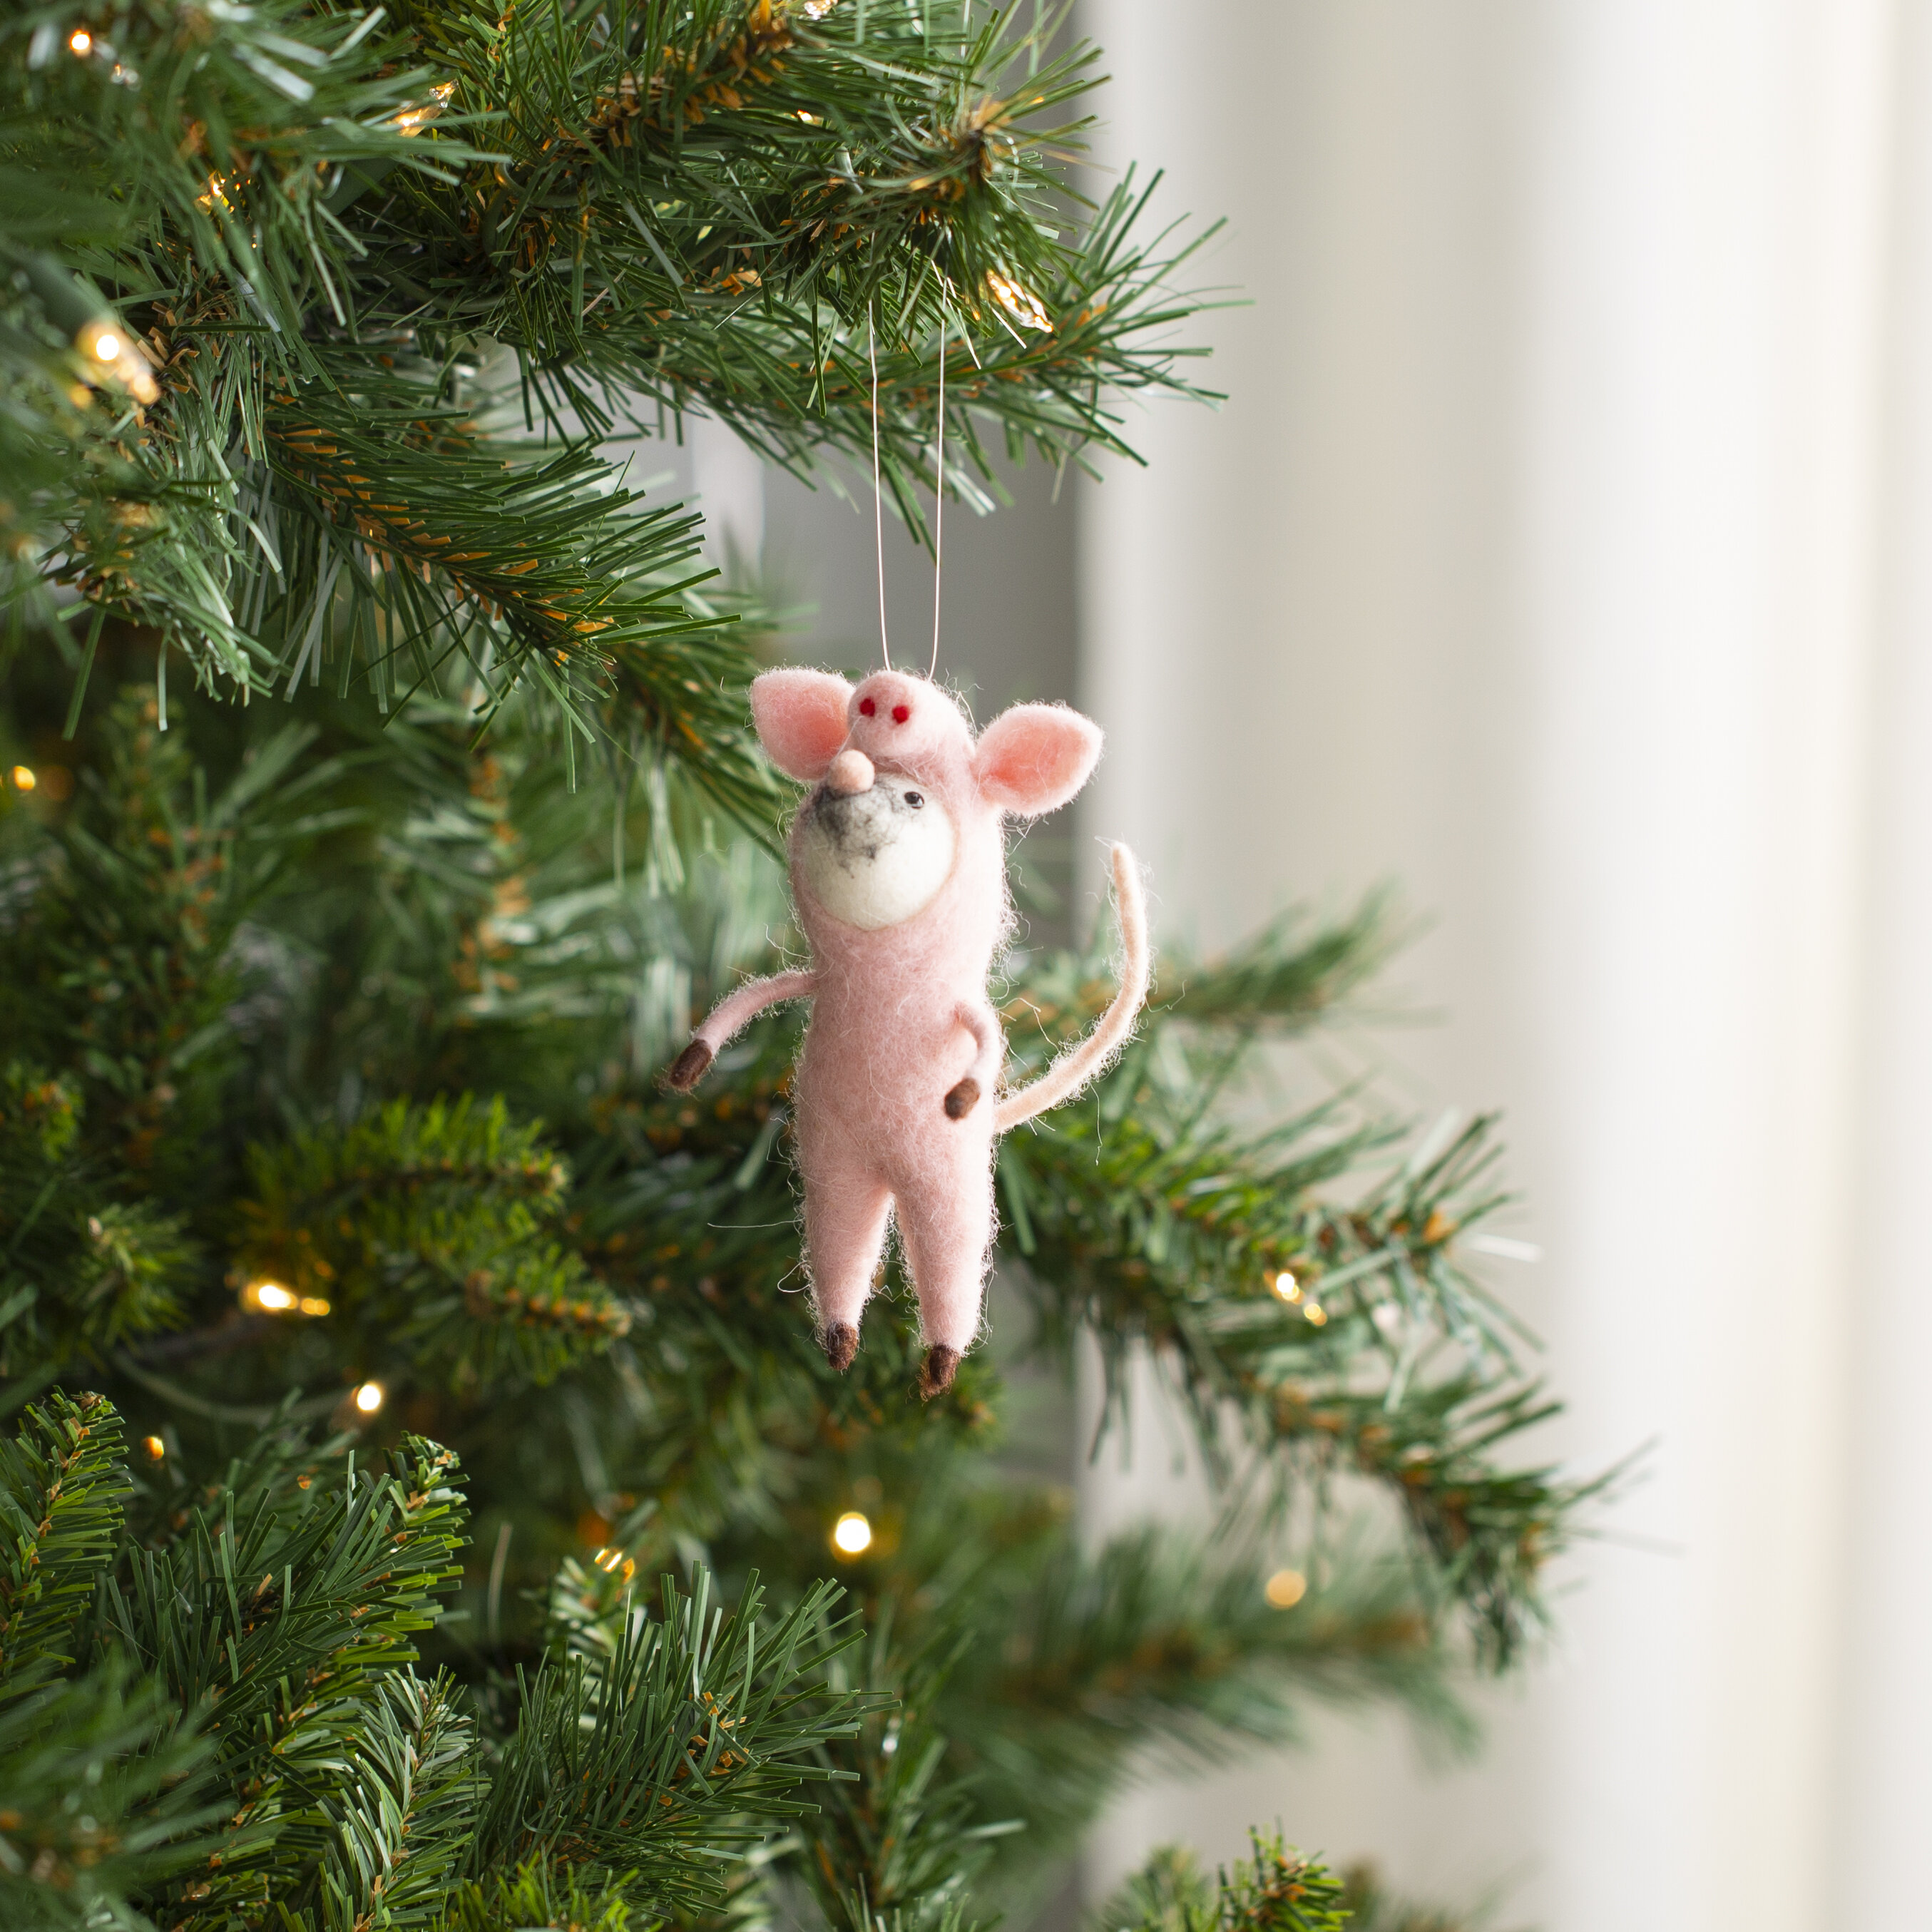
(1075, 4), (1932, 1928)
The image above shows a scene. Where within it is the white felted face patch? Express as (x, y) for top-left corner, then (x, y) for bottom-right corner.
(798, 774), (956, 929)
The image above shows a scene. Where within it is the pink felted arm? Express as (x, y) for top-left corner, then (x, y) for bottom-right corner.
(665, 968), (817, 1091)
(942, 1000), (1004, 1120)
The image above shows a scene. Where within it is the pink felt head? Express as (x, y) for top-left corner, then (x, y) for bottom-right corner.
(750, 668), (854, 782)
(750, 669), (1101, 821)
(971, 703), (1103, 817)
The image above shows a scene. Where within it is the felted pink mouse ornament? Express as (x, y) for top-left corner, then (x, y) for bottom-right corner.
(665, 665), (1150, 1397)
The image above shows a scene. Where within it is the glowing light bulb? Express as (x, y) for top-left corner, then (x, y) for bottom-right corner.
(297, 1296), (332, 1316)
(1264, 1568), (1307, 1610)
(142, 1435), (165, 1461)
(391, 80), (455, 136)
(353, 1381), (384, 1414)
(11, 766), (35, 792)
(73, 323), (158, 402)
(1269, 1269), (1300, 1303)
(831, 1511), (873, 1556)
(242, 1279), (296, 1312)
(69, 29), (92, 53)
(985, 267), (1051, 332)
(1302, 1303), (1327, 1327)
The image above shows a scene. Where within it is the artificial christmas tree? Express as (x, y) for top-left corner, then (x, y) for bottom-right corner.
(1, 4), (1598, 1926)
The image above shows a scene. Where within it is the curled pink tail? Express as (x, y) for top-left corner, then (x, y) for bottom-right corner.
(996, 844), (1151, 1132)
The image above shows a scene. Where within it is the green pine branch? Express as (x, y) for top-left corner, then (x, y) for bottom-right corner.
(474, 1568), (872, 1915)
(0, 1064), (198, 1370)
(1098, 1834), (1350, 1932)
(0, 1389), (130, 1702)
(312, 1670), (483, 1931)
(237, 1095), (633, 1393)
(0, 1662), (215, 1928)
(794, 1618), (1016, 1932)
(98, 1432), (470, 1921)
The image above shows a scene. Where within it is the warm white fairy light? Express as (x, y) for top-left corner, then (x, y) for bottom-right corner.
(354, 1381), (384, 1414)
(831, 1511), (873, 1556)
(142, 1434), (166, 1461)
(985, 267), (1050, 332)
(11, 766), (35, 792)
(69, 28), (92, 53)
(1269, 1269), (1301, 1303)
(1264, 1568), (1307, 1609)
(240, 1279), (330, 1317)
(75, 320), (159, 404)
(391, 81), (456, 136)
(1302, 1303), (1327, 1327)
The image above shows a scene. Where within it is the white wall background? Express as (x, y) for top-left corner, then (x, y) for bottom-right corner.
(1076, 4), (1932, 1928)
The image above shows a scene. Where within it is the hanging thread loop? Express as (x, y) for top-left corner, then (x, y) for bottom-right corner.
(866, 302), (949, 680)
(867, 305), (891, 670)
(930, 309), (946, 679)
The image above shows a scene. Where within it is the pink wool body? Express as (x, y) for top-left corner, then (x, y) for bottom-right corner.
(669, 665), (1149, 1392)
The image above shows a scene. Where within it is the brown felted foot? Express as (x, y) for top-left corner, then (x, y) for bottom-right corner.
(919, 1344), (961, 1399)
(943, 1077), (980, 1120)
(665, 1040), (714, 1093)
(823, 1322), (859, 1373)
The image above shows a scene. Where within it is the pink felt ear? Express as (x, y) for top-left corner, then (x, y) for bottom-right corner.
(972, 703), (1103, 816)
(750, 668), (854, 782)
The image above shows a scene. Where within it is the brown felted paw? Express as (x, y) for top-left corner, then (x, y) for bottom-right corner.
(919, 1344), (961, 1399)
(665, 1040), (714, 1092)
(943, 1077), (980, 1120)
(823, 1322), (859, 1372)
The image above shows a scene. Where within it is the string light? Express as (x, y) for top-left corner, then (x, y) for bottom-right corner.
(1264, 1568), (1307, 1609)
(141, 1435), (165, 1461)
(75, 320), (159, 404)
(984, 267), (1051, 332)
(390, 81), (455, 136)
(11, 766), (35, 792)
(1302, 1303), (1327, 1327)
(353, 1381), (384, 1414)
(831, 1511), (873, 1556)
(240, 1279), (329, 1317)
(593, 1546), (638, 1582)
(69, 28), (92, 53)
(1269, 1269), (1301, 1304)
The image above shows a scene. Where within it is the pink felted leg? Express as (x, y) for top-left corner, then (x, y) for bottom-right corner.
(896, 1148), (996, 1391)
(802, 1158), (892, 1366)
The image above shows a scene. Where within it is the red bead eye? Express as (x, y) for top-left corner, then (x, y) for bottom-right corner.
(859, 697), (876, 716)
(891, 704), (910, 723)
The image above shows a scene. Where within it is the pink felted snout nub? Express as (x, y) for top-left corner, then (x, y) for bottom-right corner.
(825, 749), (874, 795)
